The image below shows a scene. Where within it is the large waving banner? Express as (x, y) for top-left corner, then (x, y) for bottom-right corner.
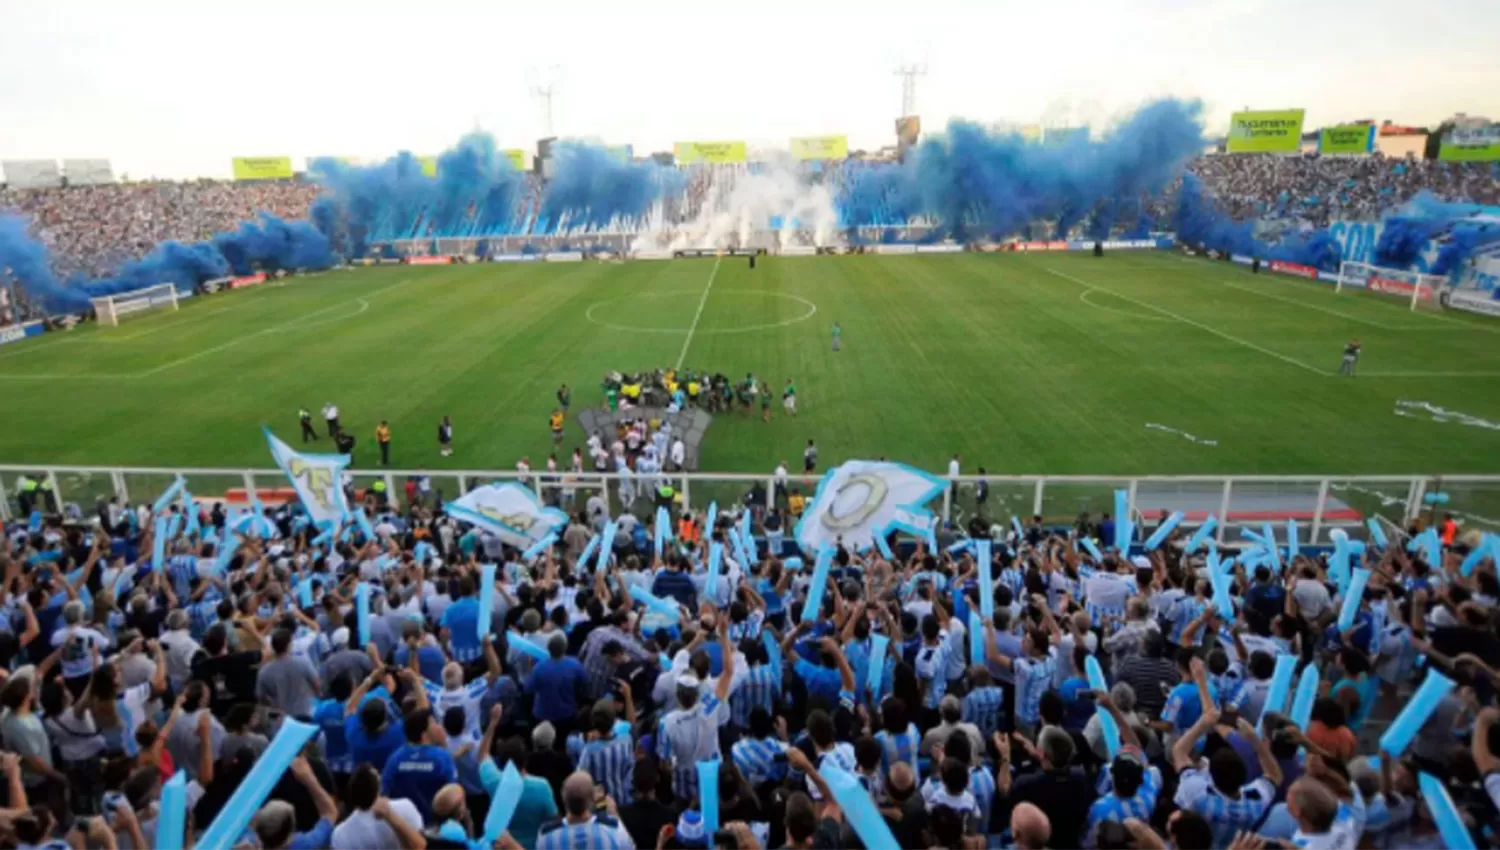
(674, 141), (747, 165)
(794, 460), (946, 553)
(1319, 124), (1375, 155)
(263, 427), (350, 528)
(446, 482), (568, 548)
(1226, 109), (1305, 153)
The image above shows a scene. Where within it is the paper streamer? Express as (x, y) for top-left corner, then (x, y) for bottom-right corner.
(1337, 568), (1371, 631)
(762, 630), (783, 685)
(1144, 511), (1184, 551)
(867, 633), (890, 701)
(1460, 534), (1496, 577)
(195, 719), (318, 850)
(355, 582), (371, 647)
(522, 533), (556, 562)
(579, 534), (600, 568)
(507, 631), (550, 661)
(478, 562), (496, 641)
(1290, 663), (1320, 731)
(1260, 655), (1298, 731)
(706, 542), (723, 600)
(1380, 668), (1456, 757)
(823, 765), (902, 850)
(152, 476), (186, 515)
(1184, 515), (1218, 554)
(156, 770), (187, 850)
(968, 613), (984, 667)
(1113, 490), (1129, 550)
(633, 587), (684, 622)
(874, 533), (894, 560)
(597, 520), (617, 571)
(483, 761), (527, 845)
(698, 759), (721, 835)
(800, 547), (835, 623)
(152, 517), (168, 571)
(1365, 518), (1387, 550)
(1081, 537), (1105, 563)
(1418, 772), (1476, 850)
(976, 539), (994, 618)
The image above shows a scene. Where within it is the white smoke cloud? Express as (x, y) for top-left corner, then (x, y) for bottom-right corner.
(631, 157), (842, 252)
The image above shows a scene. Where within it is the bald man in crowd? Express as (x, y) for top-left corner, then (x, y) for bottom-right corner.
(1011, 802), (1052, 849)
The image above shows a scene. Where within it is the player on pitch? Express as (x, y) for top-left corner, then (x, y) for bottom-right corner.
(1339, 339), (1361, 376)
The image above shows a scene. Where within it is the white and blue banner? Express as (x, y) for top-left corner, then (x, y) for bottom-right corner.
(446, 482), (567, 549)
(793, 460), (946, 554)
(264, 426), (350, 529)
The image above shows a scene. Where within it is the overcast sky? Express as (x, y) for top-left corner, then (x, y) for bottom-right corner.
(1, 0), (1495, 179)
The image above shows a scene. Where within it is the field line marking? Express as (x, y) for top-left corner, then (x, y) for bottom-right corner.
(1045, 268), (1333, 376)
(1361, 371), (1500, 378)
(675, 256), (721, 369)
(1222, 282), (1399, 329)
(0, 334), (89, 361)
(105, 305), (241, 342)
(1078, 288), (1173, 322)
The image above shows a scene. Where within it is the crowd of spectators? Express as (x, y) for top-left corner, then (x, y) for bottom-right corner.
(2, 471), (1498, 849)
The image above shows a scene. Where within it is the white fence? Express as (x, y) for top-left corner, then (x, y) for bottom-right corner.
(5, 464), (1499, 546)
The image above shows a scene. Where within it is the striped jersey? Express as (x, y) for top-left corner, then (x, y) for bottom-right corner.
(424, 678), (490, 740)
(536, 816), (631, 850)
(1013, 654), (1057, 725)
(730, 664), (779, 728)
(875, 724), (922, 780)
(962, 686), (1006, 741)
(731, 736), (789, 787)
(914, 640), (954, 709)
(1174, 768), (1276, 848)
(1169, 597), (1208, 646)
(1086, 763), (1163, 844)
(578, 733), (636, 806)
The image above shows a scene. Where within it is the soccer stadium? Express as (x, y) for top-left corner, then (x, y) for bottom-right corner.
(2, 4), (1500, 849)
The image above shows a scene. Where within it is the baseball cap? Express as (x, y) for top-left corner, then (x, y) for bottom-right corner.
(330, 628), (350, 648)
(675, 810), (706, 847)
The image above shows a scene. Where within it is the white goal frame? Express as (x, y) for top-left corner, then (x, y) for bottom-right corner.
(1335, 261), (1449, 312)
(90, 283), (179, 326)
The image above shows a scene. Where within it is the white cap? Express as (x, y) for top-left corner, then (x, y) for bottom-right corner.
(331, 627), (350, 648)
(677, 674), (701, 690)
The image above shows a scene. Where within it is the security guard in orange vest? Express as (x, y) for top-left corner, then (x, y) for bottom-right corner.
(376, 421), (392, 466)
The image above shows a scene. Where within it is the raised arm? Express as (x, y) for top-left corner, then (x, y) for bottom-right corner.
(1237, 717), (1282, 786)
(1096, 689), (1141, 752)
(291, 756), (339, 824)
(1171, 704), (1221, 772)
(713, 618), (735, 702)
(822, 638), (855, 694)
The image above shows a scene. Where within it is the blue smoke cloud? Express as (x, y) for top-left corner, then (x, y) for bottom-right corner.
(0, 213), (79, 313)
(1172, 173), (1342, 270)
(1377, 192), (1500, 275)
(534, 143), (683, 233)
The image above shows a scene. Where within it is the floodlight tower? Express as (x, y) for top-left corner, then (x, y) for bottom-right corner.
(894, 63), (926, 117)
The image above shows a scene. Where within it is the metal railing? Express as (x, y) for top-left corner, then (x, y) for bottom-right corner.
(5, 464), (1499, 545)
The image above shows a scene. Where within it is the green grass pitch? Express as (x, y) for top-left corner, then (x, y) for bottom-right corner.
(3, 251), (1500, 503)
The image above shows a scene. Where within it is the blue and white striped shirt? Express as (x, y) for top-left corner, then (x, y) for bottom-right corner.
(875, 724), (922, 780)
(1174, 768), (1276, 848)
(1086, 764), (1163, 846)
(578, 734), (635, 806)
(1169, 597), (1208, 646)
(915, 641), (954, 709)
(969, 765), (997, 834)
(167, 554), (198, 599)
(1014, 655), (1056, 726)
(536, 816), (630, 850)
(731, 736), (788, 787)
(730, 665), (779, 728)
(962, 686), (1006, 741)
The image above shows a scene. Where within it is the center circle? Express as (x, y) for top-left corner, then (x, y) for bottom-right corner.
(584, 289), (819, 334)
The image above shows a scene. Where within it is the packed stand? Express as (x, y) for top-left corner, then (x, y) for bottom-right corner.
(0, 181), (323, 279)
(2, 468), (1499, 850)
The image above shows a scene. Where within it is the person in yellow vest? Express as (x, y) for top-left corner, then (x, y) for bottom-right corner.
(788, 488), (806, 519)
(375, 421), (392, 466)
(550, 410), (565, 445)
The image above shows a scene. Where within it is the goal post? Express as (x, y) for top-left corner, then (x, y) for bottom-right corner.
(1335, 261), (1450, 312)
(90, 283), (180, 326)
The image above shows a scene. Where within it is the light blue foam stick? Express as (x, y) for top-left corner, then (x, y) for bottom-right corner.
(183, 494), (200, 536)
(1262, 523), (1279, 567)
(579, 534), (601, 568)
(1144, 511), (1184, 551)
(1114, 489), (1130, 550)
(597, 520), (617, 571)
(1328, 530), (1353, 591)
(1286, 518), (1299, 564)
(654, 506), (669, 560)
(867, 633), (890, 702)
(784, 556), (804, 571)
(1184, 515), (1218, 554)
(507, 631), (550, 661)
(215, 522), (239, 573)
(297, 577), (314, 609)
(740, 509), (752, 550)
(1380, 668), (1456, 757)
(483, 761), (526, 845)
(633, 587), (684, 622)
(522, 533), (556, 562)
(1081, 537), (1105, 563)
(762, 630), (782, 686)
(699, 758), (721, 835)
(731, 526), (755, 570)
(706, 542), (723, 600)
(1240, 527), (1268, 546)
(1418, 771), (1477, 850)
(354, 506), (376, 542)
(659, 653), (673, 671)
(165, 513), (183, 541)
(1337, 568), (1372, 631)
(478, 563), (496, 641)
(156, 770), (187, 850)
(1366, 518), (1387, 550)
(1460, 533), (1496, 577)
(1260, 654), (1298, 731)
(1407, 527), (1441, 566)
(976, 539), (994, 618)
(874, 532), (895, 560)
(706, 501), (718, 536)
(355, 582), (371, 646)
(196, 719), (318, 850)
(824, 765), (902, 850)
(801, 547), (835, 623)
(311, 524), (335, 548)
(1291, 663), (1321, 731)
(946, 538), (973, 555)
(1011, 515), (1025, 542)
(1209, 557), (1235, 619)
(152, 517), (168, 571)
(1085, 655), (1121, 759)
(925, 521), (938, 553)
(968, 612), (984, 667)
(152, 476), (186, 515)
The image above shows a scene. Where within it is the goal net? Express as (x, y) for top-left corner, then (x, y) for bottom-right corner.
(1336, 261), (1450, 312)
(91, 283), (179, 326)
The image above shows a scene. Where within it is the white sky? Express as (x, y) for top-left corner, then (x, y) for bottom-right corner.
(0, 0), (1495, 179)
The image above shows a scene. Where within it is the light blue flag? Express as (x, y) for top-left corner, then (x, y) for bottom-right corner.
(1144, 512), (1184, 550)
(355, 583), (371, 647)
(699, 759), (721, 835)
(483, 762), (526, 845)
(762, 630), (782, 686)
(1081, 537), (1104, 563)
(654, 506), (669, 560)
(196, 719), (318, 850)
(478, 563), (496, 641)
(1113, 489), (1129, 550)
(1380, 669), (1455, 757)
(1366, 518), (1387, 550)
(706, 542), (723, 601)
(1419, 772), (1477, 850)
(824, 765), (902, 850)
(1185, 515), (1217, 554)
(152, 517), (168, 571)
(153, 476), (186, 515)
(156, 771), (187, 850)
(801, 547), (835, 623)
(183, 494), (200, 537)
(1260, 655), (1298, 731)
(633, 587), (684, 622)
(867, 633), (890, 702)
(522, 533), (556, 561)
(1286, 518), (1299, 562)
(1338, 568), (1371, 631)
(968, 612), (984, 666)
(507, 631), (550, 661)
(1291, 663), (1320, 731)
(579, 534), (601, 568)
(976, 539), (994, 618)
(706, 502), (718, 537)
(354, 506), (377, 542)
(597, 520), (617, 571)
(874, 533), (894, 560)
